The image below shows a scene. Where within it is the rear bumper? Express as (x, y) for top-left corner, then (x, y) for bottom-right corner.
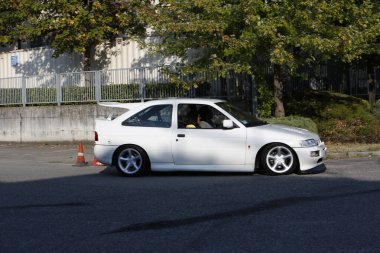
(94, 144), (118, 165)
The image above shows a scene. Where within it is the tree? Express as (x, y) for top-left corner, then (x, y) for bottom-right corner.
(146, 0), (380, 117)
(1, 0), (150, 70)
(0, 1), (27, 46)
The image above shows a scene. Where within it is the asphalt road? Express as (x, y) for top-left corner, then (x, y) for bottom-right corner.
(0, 143), (380, 253)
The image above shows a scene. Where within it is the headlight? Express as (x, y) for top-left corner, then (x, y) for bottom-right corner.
(300, 139), (318, 147)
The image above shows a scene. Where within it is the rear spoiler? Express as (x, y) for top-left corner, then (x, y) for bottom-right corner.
(98, 102), (143, 110)
(98, 102), (144, 120)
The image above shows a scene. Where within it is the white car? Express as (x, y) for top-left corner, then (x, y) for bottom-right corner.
(94, 98), (326, 176)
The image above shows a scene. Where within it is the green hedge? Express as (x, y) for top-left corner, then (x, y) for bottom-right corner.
(101, 83), (184, 100)
(101, 84), (140, 100)
(145, 83), (185, 98)
(27, 87), (57, 103)
(284, 90), (380, 143)
(62, 86), (96, 102)
(0, 88), (22, 104)
(0, 83), (185, 105)
(261, 116), (319, 133)
(373, 99), (380, 119)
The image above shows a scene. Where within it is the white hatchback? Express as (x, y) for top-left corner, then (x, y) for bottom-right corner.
(94, 98), (326, 176)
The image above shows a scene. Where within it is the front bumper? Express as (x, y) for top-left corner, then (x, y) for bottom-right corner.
(293, 143), (327, 173)
(298, 163), (327, 174)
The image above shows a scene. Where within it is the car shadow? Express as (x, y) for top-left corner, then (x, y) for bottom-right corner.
(98, 165), (326, 178)
(99, 165), (260, 177)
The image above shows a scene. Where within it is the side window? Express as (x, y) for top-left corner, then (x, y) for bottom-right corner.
(122, 104), (173, 128)
(177, 104), (229, 129)
(178, 104), (198, 129)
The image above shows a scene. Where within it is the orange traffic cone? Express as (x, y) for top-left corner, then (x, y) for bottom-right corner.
(92, 156), (105, 166)
(73, 142), (88, 166)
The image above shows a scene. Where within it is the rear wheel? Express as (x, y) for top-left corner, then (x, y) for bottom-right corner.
(115, 145), (149, 176)
(261, 143), (297, 175)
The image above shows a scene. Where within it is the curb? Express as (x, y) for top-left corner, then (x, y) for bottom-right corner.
(328, 151), (380, 160)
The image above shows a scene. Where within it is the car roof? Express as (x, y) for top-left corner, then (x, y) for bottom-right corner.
(99, 98), (226, 110)
(145, 98), (225, 105)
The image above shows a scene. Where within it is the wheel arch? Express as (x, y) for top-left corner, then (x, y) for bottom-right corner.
(112, 144), (151, 169)
(255, 142), (300, 172)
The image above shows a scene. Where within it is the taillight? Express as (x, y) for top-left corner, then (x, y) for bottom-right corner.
(95, 131), (99, 141)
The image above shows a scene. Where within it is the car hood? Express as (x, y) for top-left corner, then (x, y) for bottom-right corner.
(247, 124), (320, 146)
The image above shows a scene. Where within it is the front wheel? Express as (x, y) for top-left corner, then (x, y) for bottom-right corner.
(115, 145), (150, 176)
(261, 143), (297, 175)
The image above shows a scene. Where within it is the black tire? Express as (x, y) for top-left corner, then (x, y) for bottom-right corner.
(261, 143), (297, 175)
(114, 145), (150, 176)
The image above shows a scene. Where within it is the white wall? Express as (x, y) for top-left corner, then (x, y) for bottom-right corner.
(0, 47), (83, 78)
(0, 38), (175, 79)
(92, 40), (148, 70)
(0, 105), (126, 142)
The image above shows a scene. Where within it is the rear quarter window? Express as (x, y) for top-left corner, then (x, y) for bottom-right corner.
(122, 104), (173, 128)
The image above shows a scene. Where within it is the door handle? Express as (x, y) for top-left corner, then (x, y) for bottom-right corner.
(177, 134), (185, 138)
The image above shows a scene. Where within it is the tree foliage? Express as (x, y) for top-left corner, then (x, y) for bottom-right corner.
(2, 0), (380, 116)
(1, 0), (149, 69)
(147, 0), (380, 116)
(0, 1), (27, 45)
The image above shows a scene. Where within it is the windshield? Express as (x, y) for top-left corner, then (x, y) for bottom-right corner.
(216, 102), (267, 127)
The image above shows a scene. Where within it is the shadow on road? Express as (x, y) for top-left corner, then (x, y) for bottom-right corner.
(1, 158), (380, 253)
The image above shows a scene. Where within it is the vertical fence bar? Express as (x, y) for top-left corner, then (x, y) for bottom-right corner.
(226, 72), (231, 99)
(56, 74), (61, 105)
(95, 71), (101, 103)
(249, 74), (257, 117)
(374, 67), (379, 96)
(22, 76), (27, 107)
(139, 68), (145, 102)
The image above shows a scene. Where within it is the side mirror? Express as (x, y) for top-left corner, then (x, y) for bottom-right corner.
(222, 119), (234, 129)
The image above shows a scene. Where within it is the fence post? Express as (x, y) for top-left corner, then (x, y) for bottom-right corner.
(21, 76), (27, 107)
(249, 74), (257, 117)
(95, 71), (101, 103)
(226, 71), (231, 99)
(140, 68), (145, 102)
(374, 67), (379, 96)
(55, 74), (61, 105)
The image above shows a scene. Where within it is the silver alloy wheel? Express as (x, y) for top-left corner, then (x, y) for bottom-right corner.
(118, 148), (142, 174)
(265, 145), (294, 174)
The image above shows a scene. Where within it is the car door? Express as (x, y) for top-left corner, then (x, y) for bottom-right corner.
(119, 104), (174, 164)
(172, 103), (247, 166)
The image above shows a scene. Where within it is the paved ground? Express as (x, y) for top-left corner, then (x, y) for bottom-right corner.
(1, 143), (380, 253)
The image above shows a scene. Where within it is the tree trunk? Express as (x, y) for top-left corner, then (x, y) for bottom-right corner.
(367, 58), (376, 108)
(344, 63), (351, 95)
(246, 73), (257, 117)
(274, 65), (285, 117)
(83, 43), (95, 88)
(83, 43), (94, 71)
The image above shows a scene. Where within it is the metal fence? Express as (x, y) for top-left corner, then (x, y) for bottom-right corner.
(1, 65), (378, 107)
(282, 64), (380, 98)
(0, 68), (172, 106)
(0, 67), (250, 106)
